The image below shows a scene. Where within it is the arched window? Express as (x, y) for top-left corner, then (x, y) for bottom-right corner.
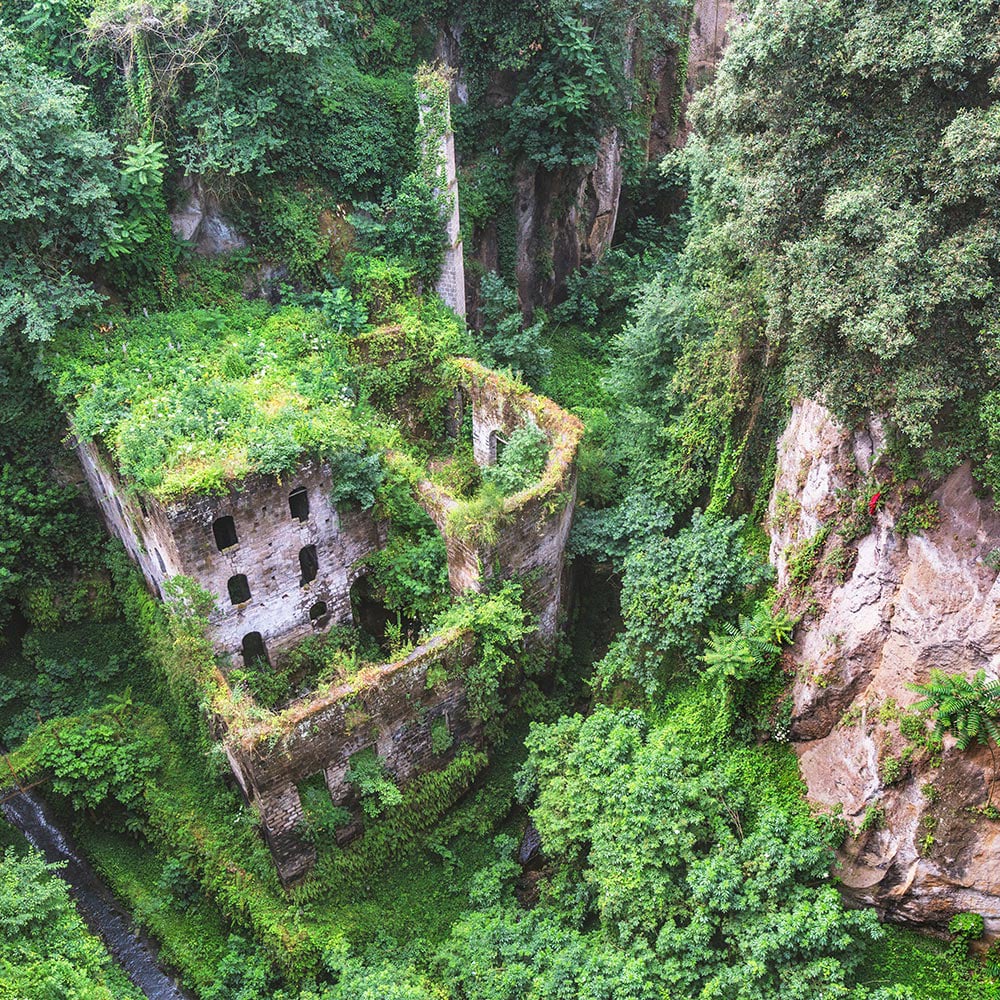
(213, 515), (238, 551)
(487, 429), (508, 465)
(288, 487), (310, 522)
(155, 549), (166, 574)
(241, 632), (269, 668)
(228, 574), (251, 605)
(309, 600), (328, 626)
(299, 545), (318, 585)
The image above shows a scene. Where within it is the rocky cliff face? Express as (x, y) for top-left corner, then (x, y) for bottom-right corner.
(672, 0), (744, 147)
(769, 400), (1000, 936)
(438, 12), (703, 317)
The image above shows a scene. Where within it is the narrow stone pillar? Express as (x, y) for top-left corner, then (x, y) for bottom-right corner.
(417, 66), (466, 319)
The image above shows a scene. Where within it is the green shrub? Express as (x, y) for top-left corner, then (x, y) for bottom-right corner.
(481, 420), (549, 496)
(345, 749), (403, 817)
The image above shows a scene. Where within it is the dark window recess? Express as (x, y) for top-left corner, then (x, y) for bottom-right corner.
(309, 600), (328, 626)
(241, 632), (269, 668)
(228, 574), (251, 605)
(289, 487), (310, 522)
(155, 549), (166, 574)
(350, 573), (395, 650)
(114, 496), (124, 518)
(138, 496), (149, 518)
(299, 545), (318, 585)
(488, 430), (508, 465)
(213, 515), (238, 551)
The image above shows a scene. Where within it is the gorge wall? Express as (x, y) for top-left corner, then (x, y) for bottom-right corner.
(768, 400), (1000, 936)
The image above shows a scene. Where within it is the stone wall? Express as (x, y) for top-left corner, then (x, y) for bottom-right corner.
(419, 77), (466, 318)
(76, 358), (581, 884)
(418, 359), (583, 636)
(219, 629), (480, 883)
(77, 439), (382, 662)
(434, 128), (466, 318)
(161, 464), (381, 660)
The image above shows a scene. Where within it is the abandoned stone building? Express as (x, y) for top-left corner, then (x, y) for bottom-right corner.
(72, 355), (582, 881)
(77, 436), (385, 667)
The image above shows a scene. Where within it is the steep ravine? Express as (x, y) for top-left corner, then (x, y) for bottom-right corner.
(768, 400), (1000, 935)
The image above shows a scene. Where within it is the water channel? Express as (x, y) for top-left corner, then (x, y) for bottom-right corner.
(2, 787), (195, 1000)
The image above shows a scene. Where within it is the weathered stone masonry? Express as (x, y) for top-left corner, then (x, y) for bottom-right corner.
(77, 359), (582, 883)
(77, 440), (382, 663)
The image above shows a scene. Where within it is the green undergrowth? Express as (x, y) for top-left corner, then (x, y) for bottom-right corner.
(76, 826), (232, 995)
(862, 926), (1000, 999)
(0, 620), (145, 747)
(42, 302), (387, 501)
(294, 728), (526, 946)
(67, 725), (525, 992)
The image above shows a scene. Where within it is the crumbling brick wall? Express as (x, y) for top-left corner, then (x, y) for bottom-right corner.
(218, 629), (480, 883)
(75, 358), (582, 884)
(76, 440), (381, 662)
(418, 359), (584, 636)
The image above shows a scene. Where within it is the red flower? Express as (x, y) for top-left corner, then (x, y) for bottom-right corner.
(868, 492), (883, 516)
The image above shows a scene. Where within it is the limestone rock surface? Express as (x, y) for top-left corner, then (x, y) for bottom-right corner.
(769, 399), (1000, 935)
(170, 175), (246, 255)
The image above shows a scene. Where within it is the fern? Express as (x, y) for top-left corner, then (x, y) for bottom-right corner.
(909, 670), (1000, 751)
(701, 603), (793, 687)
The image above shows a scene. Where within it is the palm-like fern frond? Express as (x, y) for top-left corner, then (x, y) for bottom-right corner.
(909, 670), (1000, 750)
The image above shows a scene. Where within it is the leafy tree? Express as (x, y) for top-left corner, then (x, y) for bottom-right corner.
(681, 0), (1000, 464)
(514, 708), (887, 999)
(481, 420), (549, 496)
(0, 29), (121, 341)
(0, 847), (144, 1000)
(598, 512), (772, 695)
(475, 273), (549, 385)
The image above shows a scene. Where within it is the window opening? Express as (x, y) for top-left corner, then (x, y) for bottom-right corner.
(228, 574), (251, 605)
(299, 545), (318, 585)
(289, 487), (310, 522)
(213, 515), (238, 551)
(309, 600), (329, 626)
(241, 632), (269, 668)
(488, 429), (508, 465)
(155, 548), (166, 574)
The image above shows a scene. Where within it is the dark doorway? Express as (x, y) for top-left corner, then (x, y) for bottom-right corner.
(488, 429), (508, 464)
(289, 487), (310, 522)
(228, 574), (251, 605)
(299, 545), (318, 585)
(213, 515), (238, 551)
(350, 574), (395, 649)
(241, 632), (269, 668)
(309, 600), (329, 627)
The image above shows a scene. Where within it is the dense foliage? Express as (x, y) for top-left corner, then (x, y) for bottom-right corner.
(43, 303), (382, 498)
(682, 0), (1000, 483)
(0, 29), (122, 342)
(7, 0), (1000, 997)
(0, 847), (144, 1000)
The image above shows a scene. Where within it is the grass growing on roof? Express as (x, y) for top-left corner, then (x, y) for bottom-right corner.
(42, 303), (390, 500)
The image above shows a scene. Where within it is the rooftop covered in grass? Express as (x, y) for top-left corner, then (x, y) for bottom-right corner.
(43, 302), (394, 501)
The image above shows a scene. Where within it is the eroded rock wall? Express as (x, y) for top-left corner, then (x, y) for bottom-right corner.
(768, 400), (1000, 934)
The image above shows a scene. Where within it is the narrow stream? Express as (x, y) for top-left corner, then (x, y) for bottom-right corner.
(2, 787), (195, 1000)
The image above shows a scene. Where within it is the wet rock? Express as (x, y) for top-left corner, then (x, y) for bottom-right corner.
(518, 820), (543, 867)
(170, 176), (246, 255)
